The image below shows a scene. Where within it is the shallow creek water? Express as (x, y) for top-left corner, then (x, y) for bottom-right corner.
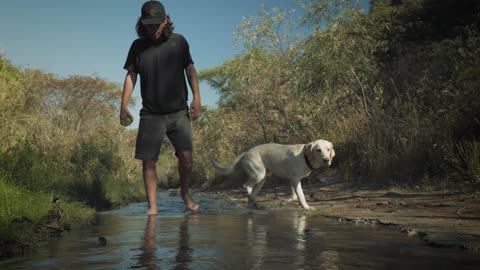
(2, 191), (480, 269)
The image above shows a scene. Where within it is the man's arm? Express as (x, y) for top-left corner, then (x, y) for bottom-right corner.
(186, 63), (202, 121)
(120, 71), (137, 126)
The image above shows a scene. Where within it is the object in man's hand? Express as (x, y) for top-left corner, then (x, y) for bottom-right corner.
(124, 116), (133, 126)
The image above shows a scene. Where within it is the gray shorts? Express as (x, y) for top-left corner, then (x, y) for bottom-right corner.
(135, 109), (192, 160)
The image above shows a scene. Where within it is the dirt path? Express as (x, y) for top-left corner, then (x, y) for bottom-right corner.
(200, 182), (480, 252)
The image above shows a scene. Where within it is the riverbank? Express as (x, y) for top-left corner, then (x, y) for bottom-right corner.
(0, 179), (96, 259)
(199, 180), (480, 252)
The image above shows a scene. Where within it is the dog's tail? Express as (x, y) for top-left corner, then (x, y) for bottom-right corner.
(212, 152), (246, 176)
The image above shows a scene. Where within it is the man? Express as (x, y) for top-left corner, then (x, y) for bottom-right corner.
(120, 1), (201, 215)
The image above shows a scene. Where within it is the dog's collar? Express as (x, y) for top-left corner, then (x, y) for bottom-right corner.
(303, 145), (316, 171)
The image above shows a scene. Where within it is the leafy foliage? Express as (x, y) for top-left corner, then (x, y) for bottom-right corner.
(0, 55), (144, 212)
(195, 0), (480, 189)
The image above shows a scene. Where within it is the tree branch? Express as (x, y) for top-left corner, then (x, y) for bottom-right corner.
(351, 66), (372, 119)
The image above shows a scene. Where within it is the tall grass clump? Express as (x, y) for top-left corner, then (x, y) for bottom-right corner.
(0, 178), (94, 226)
(68, 138), (146, 209)
(442, 140), (480, 186)
(457, 141), (480, 184)
(0, 176), (94, 257)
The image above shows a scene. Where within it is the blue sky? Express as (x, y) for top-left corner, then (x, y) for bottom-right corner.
(0, 0), (368, 126)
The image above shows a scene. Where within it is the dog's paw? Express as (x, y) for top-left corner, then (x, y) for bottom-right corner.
(248, 199), (258, 209)
(304, 206), (316, 211)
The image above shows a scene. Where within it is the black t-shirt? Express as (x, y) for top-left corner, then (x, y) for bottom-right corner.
(124, 33), (194, 115)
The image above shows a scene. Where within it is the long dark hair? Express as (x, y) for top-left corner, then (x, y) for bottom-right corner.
(136, 15), (174, 39)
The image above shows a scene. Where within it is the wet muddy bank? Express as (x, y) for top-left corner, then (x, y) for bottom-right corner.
(199, 182), (480, 252)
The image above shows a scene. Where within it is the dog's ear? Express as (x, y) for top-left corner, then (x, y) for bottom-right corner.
(305, 142), (315, 160)
(328, 146), (335, 166)
(329, 142), (335, 158)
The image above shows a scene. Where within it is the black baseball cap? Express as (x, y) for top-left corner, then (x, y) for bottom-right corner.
(141, 1), (166, 25)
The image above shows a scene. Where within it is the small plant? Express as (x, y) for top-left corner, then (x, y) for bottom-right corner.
(457, 140), (480, 184)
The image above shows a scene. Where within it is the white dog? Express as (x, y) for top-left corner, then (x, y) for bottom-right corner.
(213, 139), (335, 211)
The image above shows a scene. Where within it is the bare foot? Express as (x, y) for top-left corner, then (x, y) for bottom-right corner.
(146, 209), (157, 215)
(185, 203), (199, 212)
(182, 193), (199, 212)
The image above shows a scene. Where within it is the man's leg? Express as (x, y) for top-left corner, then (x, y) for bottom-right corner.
(143, 160), (158, 215)
(176, 151), (199, 211)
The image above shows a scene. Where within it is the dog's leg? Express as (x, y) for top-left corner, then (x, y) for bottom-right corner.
(242, 157), (266, 209)
(244, 176), (265, 208)
(287, 186), (298, 202)
(250, 178), (266, 207)
(291, 180), (314, 211)
(244, 182), (259, 208)
(244, 184), (257, 208)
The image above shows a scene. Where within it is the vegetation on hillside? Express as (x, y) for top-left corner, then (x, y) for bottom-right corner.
(195, 0), (480, 188)
(1, 0), (479, 258)
(0, 56), (145, 257)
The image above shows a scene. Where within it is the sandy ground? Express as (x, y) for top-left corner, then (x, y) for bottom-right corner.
(200, 179), (480, 252)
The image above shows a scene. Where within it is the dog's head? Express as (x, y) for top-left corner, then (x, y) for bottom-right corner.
(304, 139), (335, 168)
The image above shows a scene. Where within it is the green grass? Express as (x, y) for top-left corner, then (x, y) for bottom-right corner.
(0, 179), (94, 224)
(0, 177), (95, 257)
(105, 178), (145, 207)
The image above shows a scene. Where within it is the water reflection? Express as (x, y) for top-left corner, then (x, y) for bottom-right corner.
(47, 237), (62, 259)
(319, 250), (339, 270)
(137, 215), (158, 270)
(4, 193), (480, 270)
(136, 214), (196, 270)
(239, 210), (341, 270)
(246, 214), (267, 268)
(239, 210), (314, 269)
(174, 214), (195, 270)
(293, 213), (306, 267)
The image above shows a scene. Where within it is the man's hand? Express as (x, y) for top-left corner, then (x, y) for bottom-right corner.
(190, 99), (202, 121)
(185, 64), (201, 121)
(120, 71), (137, 126)
(120, 107), (134, 126)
